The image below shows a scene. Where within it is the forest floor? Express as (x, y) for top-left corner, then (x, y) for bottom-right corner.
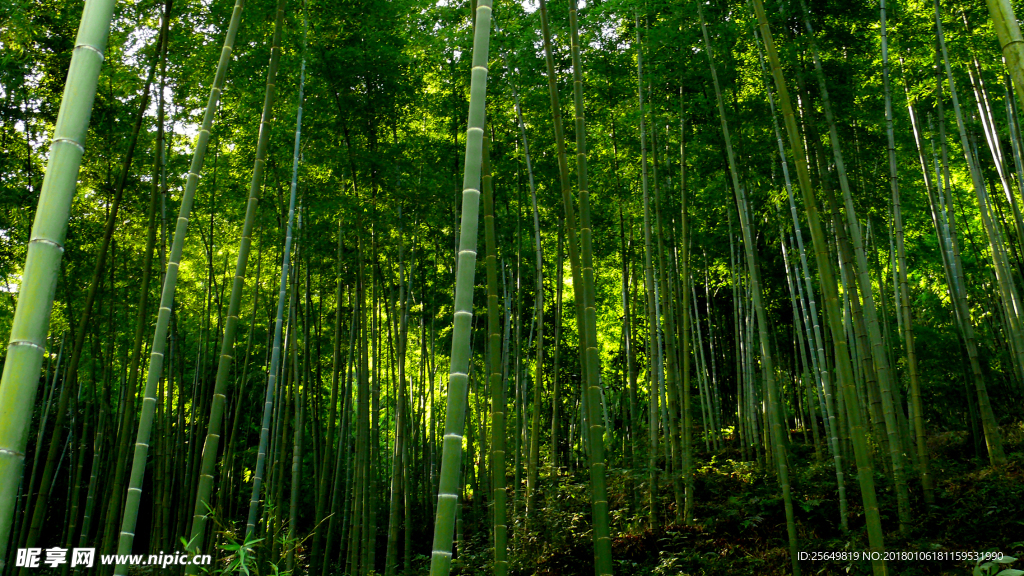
(446, 423), (1024, 576)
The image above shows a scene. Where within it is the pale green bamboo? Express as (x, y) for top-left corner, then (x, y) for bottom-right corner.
(26, 18), (164, 561)
(183, 1), (289, 563)
(698, 4), (798, 571)
(0, 0), (116, 567)
(427, 0), (492, 571)
(935, 0), (1008, 465)
(244, 34), (306, 546)
(986, 0), (1024, 115)
(750, 1), (886, 573)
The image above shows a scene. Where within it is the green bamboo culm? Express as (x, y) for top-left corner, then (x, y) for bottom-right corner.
(697, 4), (798, 572)
(567, 1), (613, 572)
(102, 1), (172, 566)
(935, 0), (1009, 467)
(111, 0), (247, 569)
(634, 14), (658, 532)
(183, 0), (289, 563)
(0, 0), (117, 568)
(750, 0), (887, 573)
(21, 6), (167, 561)
(482, 133), (507, 576)
(245, 43), (305, 544)
(986, 0), (1024, 113)
(428, 0), (492, 572)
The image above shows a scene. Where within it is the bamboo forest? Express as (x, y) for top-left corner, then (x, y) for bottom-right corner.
(6, 0), (1024, 574)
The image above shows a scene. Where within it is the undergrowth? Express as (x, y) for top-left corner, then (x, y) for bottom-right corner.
(448, 422), (1024, 576)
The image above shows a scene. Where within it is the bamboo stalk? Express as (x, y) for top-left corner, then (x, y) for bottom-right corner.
(428, 0), (492, 571)
(699, 4), (798, 570)
(750, 1), (886, 572)
(185, 1), (290, 562)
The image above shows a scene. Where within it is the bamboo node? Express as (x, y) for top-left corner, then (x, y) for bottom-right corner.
(0, 447), (26, 458)
(52, 137), (85, 153)
(9, 340), (44, 351)
(30, 237), (64, 252)
(75, 43), (105, 61)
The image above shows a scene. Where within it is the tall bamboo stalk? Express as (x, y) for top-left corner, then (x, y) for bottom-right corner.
(483, 132), (507, 576)
(428, 0), (492, 571)
(0, 0), (122, 567)
(935, 0), (1008, 465)
(185, 1), (289, 562)
(678, 100), (694, 524)
(698, 4), (798, 571)
(750, 1), (886, 572)
(535, 0), (589, 483)
(509, 58), (543, 519)
(244, 28), (306, 547)
(567, 1), (613, 570)
(633, 14), (660, 532)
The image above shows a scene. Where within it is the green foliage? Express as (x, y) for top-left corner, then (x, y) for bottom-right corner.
(220, 533), (264, 576)
(975, 555), (1022, 576)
